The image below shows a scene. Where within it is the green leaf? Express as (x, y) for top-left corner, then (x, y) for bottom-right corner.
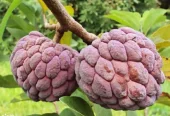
(59, 96), (94, 116)
(156, 92), (170, 106)
(104, 10), (141, 30)
(150, 24), (170, 49)
(126, 111), (137, 116)
(18, 2), (36, 24)
(93, 104), (112, 116)
(60, 108), (76, 116)
(10, 92), (31, 103)
(160, 47), (170, 58)
(147, 15), (167, 35)
(0, 0), (22, 42)
(71, 39), (78, 49)
(161, 57), (170, 78)
(7, 15), (35, 33)
(71, 89), (90, 104)
(0, 75), (19, 88)
(6, 27), (27, 39)
(0, 88), (55, 115)
(151, 24), (170, 40)
(0, 61), (12, 76)
(141, 9), (167, 35)
(76, 38), (87, 51)
(153, 39), (170, 49)
(104, 9), (167, 36)
(65, 5), (74, 17)
(28, 113), (58, 116)
(0, 53), (9, 62)
(38, 0), (48, 13)
(60, 31), (72, 46)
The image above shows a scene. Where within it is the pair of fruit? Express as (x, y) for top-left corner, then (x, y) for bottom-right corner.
(10, 27), (165, 110)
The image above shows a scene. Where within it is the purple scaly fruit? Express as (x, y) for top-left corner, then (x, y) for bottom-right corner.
(75, 27), (165, 110)
(10, 31), (78, 102)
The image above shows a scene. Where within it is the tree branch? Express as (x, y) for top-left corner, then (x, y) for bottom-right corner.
(43, 14), (65, 43)
(53, 23), (65, 43)
(43, 14), (56, 30)
(43, 0), (98, 44)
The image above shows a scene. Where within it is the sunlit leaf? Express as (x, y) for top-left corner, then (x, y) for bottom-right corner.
(160, 47), (170, 58)
(141, 9), (167, 35)
(151, 24), (170, 40)
(11, 92), (31, 103)
(0, 0), (22, 42)
(0, 61), (12, 76)
(104, 10), (141, 30)
(162, 57), (170, 79)
(155, 40), (170, 49)
(60, 31), (72, 46)
(105, 9), (167, 36)
(65, 5), (74, 16)
(151, 24), (170, 49)
(0, 87), (55, 115)
(147, 15), (167, 36)
(156, 92), (170, 106)
(38, 0), (48, 13)
(126, 111), (138, 116)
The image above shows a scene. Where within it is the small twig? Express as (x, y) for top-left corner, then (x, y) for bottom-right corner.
(144, 108), (148, 116)
(43, 0), (98, 44)
(43, 14), (65, 43)
(53, 23), (65, 43)
(53, 102), (59, 114)
(43, 14), (56, 30)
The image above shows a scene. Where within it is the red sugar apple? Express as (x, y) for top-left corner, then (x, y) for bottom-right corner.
(75, 27), (165, 110)
(10, 31), (78, 102)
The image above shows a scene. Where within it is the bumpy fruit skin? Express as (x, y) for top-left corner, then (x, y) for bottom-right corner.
(10, 31), (78, 102)
(75, 27), (165, 110)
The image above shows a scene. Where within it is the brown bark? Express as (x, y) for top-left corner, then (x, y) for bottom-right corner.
(43, 0), (98, 44)
(53, 23), (65, 43)
(43, 14), (64, 43)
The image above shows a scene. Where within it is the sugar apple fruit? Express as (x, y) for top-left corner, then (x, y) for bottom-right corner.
(10, 31), (78, 102)
(75, 27), (165, 110)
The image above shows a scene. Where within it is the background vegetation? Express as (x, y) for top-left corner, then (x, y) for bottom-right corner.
(1, 0), (170, 116)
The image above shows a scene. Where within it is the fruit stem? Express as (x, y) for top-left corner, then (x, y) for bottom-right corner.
(53, 23), (65, 43)
(43, 14), (64, 43)
(53, 102), (59, 114)
(144, 108), (148, 116)
(43, 0), (99, 44)
(43, 14), (56, 30)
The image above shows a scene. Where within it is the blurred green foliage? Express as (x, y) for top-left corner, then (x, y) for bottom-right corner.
(63, 0), (160, 34)
(1, 0), (170, 116)
(104, 8), (168, 36)
(0, 0), (55, 55)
